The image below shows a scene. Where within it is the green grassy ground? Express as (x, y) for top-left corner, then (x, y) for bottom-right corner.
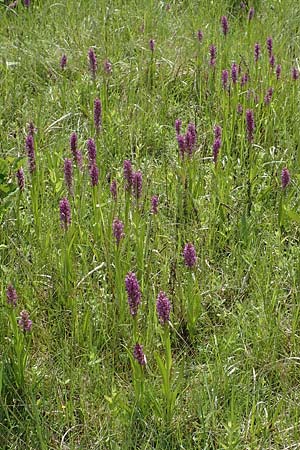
(1, 0), (300, 448)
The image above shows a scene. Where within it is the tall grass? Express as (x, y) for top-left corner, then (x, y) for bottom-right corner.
(1, 0), (300, 448)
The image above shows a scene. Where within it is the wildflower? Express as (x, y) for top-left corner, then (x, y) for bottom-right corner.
(124, 160), (133, 192)
(70, 132), (77, 155)
(156, 291), (171, 325)
(231, 63), (238, 84)
(276, 64), (281, 80)
(292, 67), (299, 81)
(151, 195), (159, 214)
(24, 0), (30, 5)
(59, 197), (71, 230)
(186, 123), (197, 155)
(60, 54), (67, 69)
(269, 54), (275, 68)
(113, 218), (125, 245)
(125, 272), (141, 317)
(94, 98), (102, 132)
(183, 243), (197, 268)
(281, 167), (290, 189)
(197, 30), (203, 42)
(87, 138), (96, 167)
(246, 109), (255, 143)
(241, 72), (249, 87)
(221, 15), (229, 36)
(264, 87), (273, 105)
(221, 69), (229, 89)
(18, 310), (32, 332)
(6, 284), (17, 307)
(103, 59), (112, 74)
(266, 37), (273, 57)
(149, 39), (155, 52)
(175, 119), (182, 135)
(213, 137), (222, 164)
(248, 6), (255, 20)
(89, 164), (99, 187)
(110, 179), (117, 200)
(209, 45), (217, 67)
(132, 171), (142, 199)
(177, 135), (186, 159)
(254, 43), (260, 63)
(16, 168), (25, 191)
(133, 343), (147, 366)
(88, 48), (97, 78)
(214, 125), (222, 140)
(64, 159), (73, 194)
(25, 134), (36, 174)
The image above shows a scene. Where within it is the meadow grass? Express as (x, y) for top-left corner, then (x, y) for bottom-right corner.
(1, 0), (300, 448)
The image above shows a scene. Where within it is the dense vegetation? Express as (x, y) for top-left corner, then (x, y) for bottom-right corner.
(1, 0), (300, 448)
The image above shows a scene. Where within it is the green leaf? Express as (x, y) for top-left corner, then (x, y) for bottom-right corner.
(284, 207), (300, 223)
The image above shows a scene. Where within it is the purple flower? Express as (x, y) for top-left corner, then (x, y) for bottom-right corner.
(276, 64), (282, 80)
(132, 171), (143, 199)
(186, 123), (197, 156)
(197, 30), (203, 42)
(221, 69), (229, 89)
(124, 160), (133, 192)
(60, 54), (67, 69)
(246, 109), (255, 143)
(183, 243), (197, 268)
(214, 125), (222, 140)
(59, 197), (71, 230)
(175, 119), (182, 135)
(209, 45), (217, 67)
(151, 195), (159, 214)
(241, 72), (249, 87)
(89, 164), (99, 187)
(24, 0), (30, 6)
(70, 132), (77, 156)
(6, 284), (17, 307)
(25, 134), (36, 174)
(88, 48), (97, 78)
(113, 218), (125, 245)
(16, 168), (25, 191)
(237, 104), (243, 114)
(18, 310), (32, 332)
(64, 158), (73, 194)
(266, 37), (273, 57)
(281, 167), (290, 189)
(125, 272), (141, 317)
(292, 67), (299, 81)
(103, 59), (112, 75)
(248, 7), (255, 21)
(213, 137), (222, 164)
(254, 43), (260, 63)
(149, 39), (155, 52)
(240, 2), (246, 9)
(177, 134), (186, 159)
(231, 63), (238, 84)
(110, 179), (117, 200)
(156, 291), (171, 325)
(94, 98), (102, 132)
(269, 54), (275, 68)
(221, 16), (229, 36)
(264, 87), (274, 105)
(87, 138), (96, 167)
(133, 343), (147, 366)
